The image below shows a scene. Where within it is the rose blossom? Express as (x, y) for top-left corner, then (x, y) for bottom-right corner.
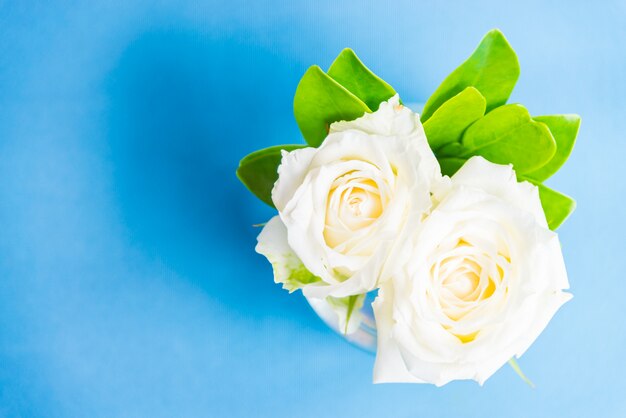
(373, 156), (572, 385)
(256, 95), (440, 303)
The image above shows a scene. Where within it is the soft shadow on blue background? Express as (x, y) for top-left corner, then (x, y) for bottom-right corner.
(0, 1), (624, 417)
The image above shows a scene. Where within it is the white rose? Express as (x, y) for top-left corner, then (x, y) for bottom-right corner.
(256, 95), (440, 303)
(373, 156), (572, 385)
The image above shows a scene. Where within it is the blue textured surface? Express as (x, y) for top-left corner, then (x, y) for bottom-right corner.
(1, 1), (624, 417)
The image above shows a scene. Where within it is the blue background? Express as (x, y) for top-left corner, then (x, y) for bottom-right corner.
(1, 1), (624, 417)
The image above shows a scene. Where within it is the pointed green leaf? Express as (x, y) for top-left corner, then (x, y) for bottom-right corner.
(535, 183), (576, 230)
(326, 293), (366, 335)
(438, 157), (468, 176)
(294, 66), (370, 147)
(521, 177), (576, 230)
(524, 115), (582, 182)
(423, 87), (486, 151)
(461, 104), (557, 173)
(236, 144), (306, 207)
(508, 358), (535, 388)
(327, 48), (397, 111)
(422, 29), (520, 122)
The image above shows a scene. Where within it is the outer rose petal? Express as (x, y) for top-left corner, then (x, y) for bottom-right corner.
(330, 94), (416, 136)
(272, 147), (317, 212)
(255, 216), (323, 292)
(372, 285), (424, 383)
(434, 156), (546, 227)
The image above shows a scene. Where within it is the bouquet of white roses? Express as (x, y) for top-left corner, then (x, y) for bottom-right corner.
(237, 29), (579, 386)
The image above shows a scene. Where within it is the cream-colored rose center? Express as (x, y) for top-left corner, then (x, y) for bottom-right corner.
(431, 239), (509, 343)
(323, 170), (389, 253)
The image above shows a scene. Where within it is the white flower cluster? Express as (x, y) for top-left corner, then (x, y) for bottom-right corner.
(256, 95), (571, 385)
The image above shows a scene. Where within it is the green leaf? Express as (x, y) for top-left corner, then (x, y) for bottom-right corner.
(282, 264), (324, 293)
(294, 66), (371, 147)
(436, 142), (471, 158)
(524, 115), (581, 182)
(327, 48), (397, 111)
(423, 87), (486, 151)
(421, 29), (520, 122)
(326, 293), (366, 335)
(256, 216), (325, 293)
(461, 104), (557, 173)
(508, 358), (535, 388)
(236, 144), (306, 208)
(438, 157), (468, 176)
(522, 176), (576, 230)
(534, 182), (576, 230)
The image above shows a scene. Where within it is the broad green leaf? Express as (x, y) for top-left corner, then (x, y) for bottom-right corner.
(294, 66), (370, 147)
(438, 157), (468, 176)
(508, 358), (535, 388)
(237, 144), (306, 207)
(462, 104), (530, 149)
(461, 104), (557, 173)
(327, 48), (397, 111)
(524, 115), (581, 182)
(521, 178), (576, 230)
(421, 29), (520, 122)
(326, 293), (366, 335)
(535, 183), (576, 230)
(423, 87), (486, 151)
(436, 142), (471, 158)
